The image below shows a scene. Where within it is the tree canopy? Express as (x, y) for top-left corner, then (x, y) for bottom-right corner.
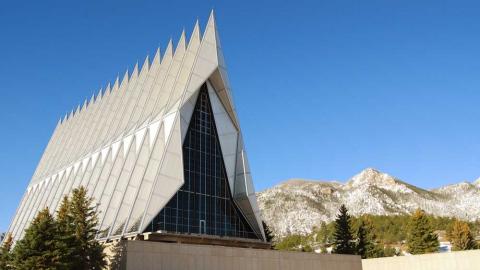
(12, 208), (66, 270)
(332, 204), (355, 254)
(355, 217), (384, 258)
(3, 186), (106, 270)
(407, 209), (439, 254)
(448, 219), (477, 251)
(262, 220), (274, 243)
(275, 208), (477, 257)
(0, 233), (13, 270)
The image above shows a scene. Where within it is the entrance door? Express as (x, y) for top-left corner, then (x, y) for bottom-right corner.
(199, 219), (206, 234)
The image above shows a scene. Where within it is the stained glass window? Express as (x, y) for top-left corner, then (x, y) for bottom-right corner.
(145, 84), (259, 240)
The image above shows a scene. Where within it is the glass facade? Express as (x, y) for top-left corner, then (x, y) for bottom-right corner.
(145, 84), (259, 240)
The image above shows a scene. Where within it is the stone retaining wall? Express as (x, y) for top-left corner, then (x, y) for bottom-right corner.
(117, 241), (362, 270)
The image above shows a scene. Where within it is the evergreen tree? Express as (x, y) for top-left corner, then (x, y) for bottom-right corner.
(56, 196), (79, 268)
(69, 186), (106, 270)
(333, 204), (355, 254)
(356, 218), (382, 258)
(109, 240), (127, 270)
(262, 221), (274, 243)
(317, 221), (331, 253)
(0, 233), (13, 270)
(407, 209), (439, 254)
(12, 208), (66, 270)
(274, 235), (307, 251)
(448, 219), (477, 251)
(356, 220), (369, 258)
(57, 196), (72, 227)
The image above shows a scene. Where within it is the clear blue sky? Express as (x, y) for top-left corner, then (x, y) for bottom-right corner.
(1, 1), (480, 232)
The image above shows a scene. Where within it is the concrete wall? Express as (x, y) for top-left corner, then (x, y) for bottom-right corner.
(362, 250), (480, 270)
(120, 241), (362, 270)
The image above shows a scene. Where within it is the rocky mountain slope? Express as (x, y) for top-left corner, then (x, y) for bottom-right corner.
(257, 168), (480, 237)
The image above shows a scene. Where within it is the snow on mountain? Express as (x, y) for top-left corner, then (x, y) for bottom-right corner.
(257, 168), (480, 237)
(474, 177), (480, 187)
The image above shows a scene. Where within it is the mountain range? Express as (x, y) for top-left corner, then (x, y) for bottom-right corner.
(257, 168), (480, 237)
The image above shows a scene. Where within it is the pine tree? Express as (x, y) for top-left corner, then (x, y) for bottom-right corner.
(0, 233), (13, 270)
(274, 235), (305, 251)
(12, 208), (66, 270)
(356, 220), (369, 258)
(69, 186), (106, 270)
(57, 196), (72, 227)
(109, 240), (127, 270)
(56, 196), (79, 268)
(333, 204), (355, 254)
(449, 219), (477, 251)
(356, 218), (382, 258)
(262, 221), (274, 243)
(407, 209), (439, 254)
(317, 221), (331, 253)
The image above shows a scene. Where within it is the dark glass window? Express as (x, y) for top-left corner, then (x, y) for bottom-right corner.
(145, 84), (259, 240)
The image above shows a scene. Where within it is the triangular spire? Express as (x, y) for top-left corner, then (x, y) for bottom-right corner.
(163, 39), (173, 59)
(190, 20), (201, 45)
(208, 9), (216, 29)
(152, 47), (161, 66)
(74, 105), (80, 116)
(105, 83), (111, 96)
(112, 76), (120, 91)
(120, 70), (129, 88)
(131, 62), (139, 80)
(81, 99), (88, 111)
(174, 30), (186, 55)
(140, 55), (150, 74)
(63, 113), (68, 123)
(89, 93), (95, 105)
(96, 87), (103, 102)
(203, 9), (220, 47)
